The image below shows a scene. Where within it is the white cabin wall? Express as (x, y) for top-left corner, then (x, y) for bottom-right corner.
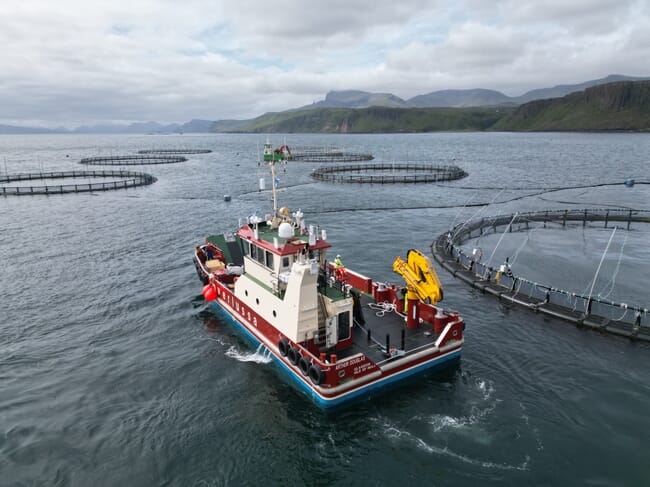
(234, 256), (319, 343)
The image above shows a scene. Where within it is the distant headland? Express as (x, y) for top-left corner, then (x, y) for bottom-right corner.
(2, 74), (649, 134)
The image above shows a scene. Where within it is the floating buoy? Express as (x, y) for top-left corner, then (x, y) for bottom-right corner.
(202, 284), (216, 301)
(624, 179), (635, 187)
(224, 195), (231, 202)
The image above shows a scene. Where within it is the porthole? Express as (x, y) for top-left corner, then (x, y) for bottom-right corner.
(256, 298), (260, 305)
(273, 310), (277, 317)
(245, 290), (248, 296)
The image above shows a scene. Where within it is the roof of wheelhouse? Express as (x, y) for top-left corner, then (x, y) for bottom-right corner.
(237, 222), (331, 256)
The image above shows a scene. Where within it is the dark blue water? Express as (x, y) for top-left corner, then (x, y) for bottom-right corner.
(2, 132), (650, 486)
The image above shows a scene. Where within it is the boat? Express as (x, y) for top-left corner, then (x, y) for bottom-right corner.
(263, 141), (291, 162)
(193, 145), (465, 408)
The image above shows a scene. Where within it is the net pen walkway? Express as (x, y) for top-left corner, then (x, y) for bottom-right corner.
(432, 208), (650, 342)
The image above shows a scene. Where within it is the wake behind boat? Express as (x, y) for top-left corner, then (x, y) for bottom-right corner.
(193, 142), (464, 409)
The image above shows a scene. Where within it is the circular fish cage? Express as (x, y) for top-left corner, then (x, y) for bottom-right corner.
(291, 152), (374, 163)
(79, 155), (187, 165)
(138, 149), (212, 155)
(432, 208), (650, 341)
(0, 170), (157, 196)
(288, 146), (373, 162)
(311, 163), (467, 184)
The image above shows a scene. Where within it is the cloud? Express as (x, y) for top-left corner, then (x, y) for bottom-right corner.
(0, 0), (649, 127)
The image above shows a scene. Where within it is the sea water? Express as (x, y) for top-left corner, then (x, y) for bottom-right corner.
(1, 132), (650, 486)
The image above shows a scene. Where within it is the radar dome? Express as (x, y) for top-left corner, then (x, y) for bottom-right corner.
(279, 207), (290, 216)
(278, 222), (294, 239)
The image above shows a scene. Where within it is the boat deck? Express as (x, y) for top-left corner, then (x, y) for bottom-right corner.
(339, 293), (440, 365)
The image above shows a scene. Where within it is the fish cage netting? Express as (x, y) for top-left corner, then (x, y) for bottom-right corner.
(137, 149), (212, 155)
(432, 208), (650, 341)
(288, 146), (373, 162)
(79, 155), (187, 165)
(0, 170), (157, 195)
(290, 153), (374, 162)
(311, 163), (467, 184)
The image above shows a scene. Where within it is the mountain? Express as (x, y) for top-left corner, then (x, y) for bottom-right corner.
(209, 119), (251, 132)
(3, 74), (649, 134)
(222, 106), (509, 133)
(408, 89), (512, 108)
(513, 74), (650, 104)
(308, 75), (650, 111)
(177, 119), (215, 133)
(220, 79), (650, 133)
(405, 75), (650, 108)
(73, 121), (180, 134)
(0, 124), (68, 134)
(300, 90), (409, 109)
(0, 120), (202, 134)
(492, 80), (650, 131)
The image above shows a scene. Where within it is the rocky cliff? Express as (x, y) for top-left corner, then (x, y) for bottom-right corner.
(492, 81), (650, 131)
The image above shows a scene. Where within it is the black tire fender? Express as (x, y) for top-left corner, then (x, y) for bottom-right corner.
(308, 364), (326, 385)
(298, 356), (311, 376)
(287, 347), (300, 365)
(278, 338), (290, 357)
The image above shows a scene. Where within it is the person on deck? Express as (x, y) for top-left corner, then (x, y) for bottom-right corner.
(333, 254), (345, 282)
(205, 245), (215, 260)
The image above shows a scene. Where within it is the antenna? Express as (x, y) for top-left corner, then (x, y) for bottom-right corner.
(270, 159), (278, 216)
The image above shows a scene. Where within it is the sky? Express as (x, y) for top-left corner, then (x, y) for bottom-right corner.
(1, 0), (649, 128)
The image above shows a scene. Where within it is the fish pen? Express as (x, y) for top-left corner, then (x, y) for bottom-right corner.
(311, 163), (467, 184)
(0, 170), (157, 196)
(79, 155), (187, 165)
(138, 149), (212, 154)
(432, 208), (650, 341)
(289, 146), (373, 162)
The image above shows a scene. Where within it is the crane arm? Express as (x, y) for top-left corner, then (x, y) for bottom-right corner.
(393, 249), (444, 304)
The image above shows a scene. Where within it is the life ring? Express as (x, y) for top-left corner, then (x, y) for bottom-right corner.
(298, 356), (311, 376)
(287, 347), (300, 365)
(308, 364), (326, 385)
(278, 338), (290, 357)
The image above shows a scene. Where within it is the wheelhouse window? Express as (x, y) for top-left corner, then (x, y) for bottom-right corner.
(246, 241), (277, 271)
(256, 246), (265, 265)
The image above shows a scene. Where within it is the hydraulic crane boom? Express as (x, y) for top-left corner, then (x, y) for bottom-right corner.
(393, 249), (444, 304)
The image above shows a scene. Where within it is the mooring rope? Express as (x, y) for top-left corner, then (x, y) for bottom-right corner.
(486, 212), (519, 268)
(597, 232), (628, 300)
(586, 227), (618, 304)
(368, 302), (399, 317)
(509, 221), (545, 267)
(451, 188), (506, 240)
(448, 190), (480, 231)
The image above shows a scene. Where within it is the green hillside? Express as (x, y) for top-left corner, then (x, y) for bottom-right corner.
(209, 80), (650, 134)
(217, 106), (510, 133)
(492, 81), (650, 131)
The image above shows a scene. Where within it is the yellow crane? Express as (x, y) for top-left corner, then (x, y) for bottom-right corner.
(393, 249), (444, 304)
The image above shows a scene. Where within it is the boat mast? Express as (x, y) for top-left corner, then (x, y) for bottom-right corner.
(262, 139), (280, 217)
(270, 158), (278, 216)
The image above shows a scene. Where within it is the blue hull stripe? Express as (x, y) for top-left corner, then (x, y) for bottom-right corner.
(210, 300), (461, 409)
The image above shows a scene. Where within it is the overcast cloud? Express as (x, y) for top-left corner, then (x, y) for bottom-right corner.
(1, 0), (648, 127)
